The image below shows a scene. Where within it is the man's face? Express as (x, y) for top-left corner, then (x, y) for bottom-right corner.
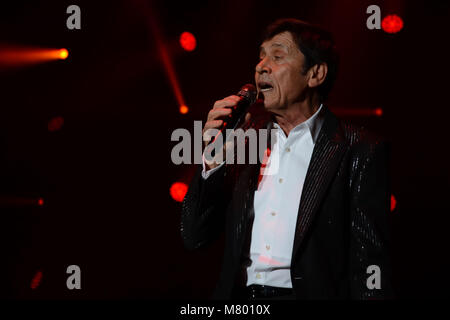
(255, 31), (308, 112)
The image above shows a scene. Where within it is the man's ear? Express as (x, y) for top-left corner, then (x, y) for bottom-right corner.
(307, 62), (328, 89)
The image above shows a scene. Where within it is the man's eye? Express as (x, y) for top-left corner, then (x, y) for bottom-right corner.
(273, 56), (282, 60)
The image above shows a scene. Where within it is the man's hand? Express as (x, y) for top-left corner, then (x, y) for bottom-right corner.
(203, 95), (251, 170)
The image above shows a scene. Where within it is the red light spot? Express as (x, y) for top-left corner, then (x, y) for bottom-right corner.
(31, 271), (43, 289)
(375, 108), (383, 117)
(382, 15), (404, 34)
(391, 195), (397, 212)
(179, 32), (197, 51)
(179, 105), (189, 114)
(48, 116), (64, 132)
(170, 182), (188, 202)
(38, 198), (44, 206)
(59, 48), (69, 60)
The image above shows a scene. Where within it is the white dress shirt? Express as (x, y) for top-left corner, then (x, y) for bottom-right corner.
(202, 104), (324, 288)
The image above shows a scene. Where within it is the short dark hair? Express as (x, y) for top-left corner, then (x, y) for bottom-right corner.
(261, 18), (339, 102)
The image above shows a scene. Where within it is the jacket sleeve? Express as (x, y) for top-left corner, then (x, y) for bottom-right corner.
(349, 141), (395, 299)
(180, 164), (231, 250)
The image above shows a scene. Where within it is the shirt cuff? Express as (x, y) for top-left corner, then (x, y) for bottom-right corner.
(201, 153), (225, 180)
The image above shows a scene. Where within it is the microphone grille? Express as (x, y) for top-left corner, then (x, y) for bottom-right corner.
(238, 84), (257, 104)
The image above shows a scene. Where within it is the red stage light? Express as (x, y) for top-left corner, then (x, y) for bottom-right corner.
(179, 105), (189, 114)
(382, 15), (404, 34)
(391, 195), (397, 212)
(375, 108), (383, 117)
(30, 271), (43, 289)
(179, 32), (197, 51)
(332, 108), (384, 117)
(170, 182), (188, 202)
(59, 48), (69, 60)
(0, 47), (70, 67)
(48, 116), (64, 132)
(38, 198), (44, 206)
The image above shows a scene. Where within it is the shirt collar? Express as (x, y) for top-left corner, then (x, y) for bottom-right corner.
(273, 104), (325, 143)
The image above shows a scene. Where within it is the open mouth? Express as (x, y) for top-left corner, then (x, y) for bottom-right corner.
(259, 82), (273, 92)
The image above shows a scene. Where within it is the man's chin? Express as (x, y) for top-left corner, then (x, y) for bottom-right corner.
(263, 101), (277, 112)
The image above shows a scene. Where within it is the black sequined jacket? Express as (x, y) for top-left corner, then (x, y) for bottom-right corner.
(181, 106), (394, 299)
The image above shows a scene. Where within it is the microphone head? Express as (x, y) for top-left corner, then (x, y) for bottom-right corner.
(237, 84), (257, 105)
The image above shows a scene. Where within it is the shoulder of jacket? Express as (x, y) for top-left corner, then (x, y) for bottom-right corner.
(339, 121), (385, 154)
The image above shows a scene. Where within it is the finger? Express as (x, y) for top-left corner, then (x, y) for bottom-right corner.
(207, 107), (232, 121)
(203, 119), (223, 132)
(212, 95), (241, 109)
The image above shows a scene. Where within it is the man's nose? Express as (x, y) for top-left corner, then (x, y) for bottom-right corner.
(255, 58), (270, 74)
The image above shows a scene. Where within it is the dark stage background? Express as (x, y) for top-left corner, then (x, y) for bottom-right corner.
(0, 0), (449, 299)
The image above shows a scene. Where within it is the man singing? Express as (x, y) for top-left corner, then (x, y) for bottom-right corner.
(181, 18), (393, 300)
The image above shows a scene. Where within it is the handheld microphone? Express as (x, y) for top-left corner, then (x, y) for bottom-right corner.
(208, 83), (257, 146)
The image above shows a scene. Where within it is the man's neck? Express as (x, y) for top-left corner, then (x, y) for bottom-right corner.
(274, 98), (321, 137)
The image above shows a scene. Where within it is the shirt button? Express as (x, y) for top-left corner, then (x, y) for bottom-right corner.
(266, 245), (270, 251)
(256, 273), (261, 279)
(286, 147), (291, 152)
(271, 212), (276, 216)
(279, 178), (283, 183)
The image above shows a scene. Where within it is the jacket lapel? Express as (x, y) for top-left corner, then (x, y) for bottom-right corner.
(291, 107), (348, 260)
